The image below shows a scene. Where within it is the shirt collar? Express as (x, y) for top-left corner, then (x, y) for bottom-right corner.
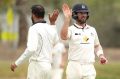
(73, 23), (90, 29)
(33, 20), (46, 25)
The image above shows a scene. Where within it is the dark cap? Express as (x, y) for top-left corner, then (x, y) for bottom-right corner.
(72, 3), (89, 13)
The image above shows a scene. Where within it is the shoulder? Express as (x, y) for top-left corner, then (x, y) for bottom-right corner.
(29, 23), (44, 32)
(87, 24), (96, 30)
(46, 24), (58, 32)
(68, 25), (76, 30)
(29, 25), (37, 31)
(32, 23), (49, 30)
(28, 26), (36, 34)
(86, 24), (98, 34)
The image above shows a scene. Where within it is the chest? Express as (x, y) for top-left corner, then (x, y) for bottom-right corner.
(70, 29), (95, 44)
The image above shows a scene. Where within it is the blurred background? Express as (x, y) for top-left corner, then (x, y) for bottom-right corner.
(0, 0), (120, 79)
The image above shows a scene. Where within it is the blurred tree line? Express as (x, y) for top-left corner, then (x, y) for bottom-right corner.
(0, 0), (120, 48)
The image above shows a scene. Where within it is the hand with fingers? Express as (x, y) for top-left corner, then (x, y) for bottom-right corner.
(62, 3), (72, 19)
(49, 9), (59, 25)
(10, 63), (17, 72)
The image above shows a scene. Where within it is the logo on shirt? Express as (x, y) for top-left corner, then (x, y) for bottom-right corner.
(75, 33), (81, 35)
(82, 35), (89, 44)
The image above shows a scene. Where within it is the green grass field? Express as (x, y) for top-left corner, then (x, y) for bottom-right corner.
(95, 61), (120, 79)
(0, 60), (28, 79)
(0, 60), (120, 79)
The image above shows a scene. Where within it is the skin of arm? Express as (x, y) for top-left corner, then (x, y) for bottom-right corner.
(60, 3), (72, 40)
(60, 51), (68, 68)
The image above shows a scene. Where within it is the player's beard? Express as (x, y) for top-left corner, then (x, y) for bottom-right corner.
(31, 16), (35, 24)
(77, 18), (87, 24)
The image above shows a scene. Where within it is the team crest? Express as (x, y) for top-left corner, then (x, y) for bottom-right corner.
(83, 35), (89, 43)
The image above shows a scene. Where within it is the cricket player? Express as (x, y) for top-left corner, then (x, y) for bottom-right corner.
(10, 4), (59, 79)
(51, 42), (67, 79)
(60, 3), (108, 79)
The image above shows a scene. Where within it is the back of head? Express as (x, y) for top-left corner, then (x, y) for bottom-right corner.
(72, 3), (89, 20)
(31, 5), (45, 18)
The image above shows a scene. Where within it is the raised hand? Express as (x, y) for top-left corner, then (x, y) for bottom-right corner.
(62, 3), (72, 19)
(49, 9), (59, 25)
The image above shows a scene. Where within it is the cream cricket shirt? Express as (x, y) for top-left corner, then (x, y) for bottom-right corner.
(67, 23), (103, 63)
(15, 23), (59, 66)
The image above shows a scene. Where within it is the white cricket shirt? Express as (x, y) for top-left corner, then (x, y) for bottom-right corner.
(67, 23), (103, 63)
(15, 23), (59, 66)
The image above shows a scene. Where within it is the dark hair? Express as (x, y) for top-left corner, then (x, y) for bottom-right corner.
(31, 5), (45, 18)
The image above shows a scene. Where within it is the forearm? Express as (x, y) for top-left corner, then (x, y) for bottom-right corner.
(94, 44), (104, 57)
(95, 45), (108, 64)
(60, 18), (70, 40)
(60, 52), (68, 68)
(15, 48), (34, 66)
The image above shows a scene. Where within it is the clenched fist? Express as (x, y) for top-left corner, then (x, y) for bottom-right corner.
(10, 63), (17, 72)
(99, 55), (108, 64)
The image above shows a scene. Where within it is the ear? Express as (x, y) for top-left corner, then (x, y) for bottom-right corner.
(86, 14), (89, 20)
(72, 12), (78, 20)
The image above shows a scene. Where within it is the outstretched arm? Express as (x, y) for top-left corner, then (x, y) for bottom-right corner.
(60, 3), (72, 40)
